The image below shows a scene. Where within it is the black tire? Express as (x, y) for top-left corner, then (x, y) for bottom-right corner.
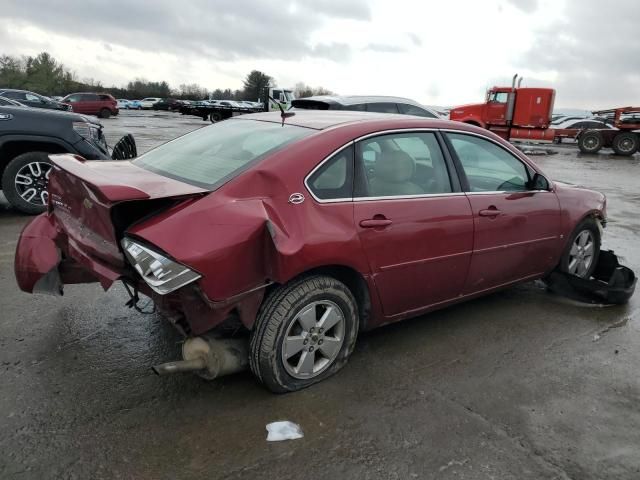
(249, 275), (359, 393)
(578, 130), (603, 154)
(611, 132), (639, 156)
(1, 151), (52, 215)
(99, 108), (111, 119)
(559, 218), (601, 279)
(210, 112), (222, 123)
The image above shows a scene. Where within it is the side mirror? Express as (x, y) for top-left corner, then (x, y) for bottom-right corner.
(528, 172), (550, 191)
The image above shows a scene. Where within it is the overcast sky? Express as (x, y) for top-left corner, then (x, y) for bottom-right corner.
(1, 0), (638, 108)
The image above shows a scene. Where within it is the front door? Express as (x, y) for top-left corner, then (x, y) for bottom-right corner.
(353, 131), (474, 317)
(446, 132), (562, 294)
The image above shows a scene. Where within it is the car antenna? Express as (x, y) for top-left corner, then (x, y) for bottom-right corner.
(269, 96), (295, 126)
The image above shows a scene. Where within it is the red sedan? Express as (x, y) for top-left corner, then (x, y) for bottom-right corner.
(15, 111), (606, 392)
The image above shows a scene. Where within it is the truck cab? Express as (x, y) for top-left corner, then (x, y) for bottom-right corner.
(450, 76), (555, 137)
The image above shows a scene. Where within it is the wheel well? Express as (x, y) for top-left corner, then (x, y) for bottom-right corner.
(0, 141), (66, 180)
(268, 265), (373, 331)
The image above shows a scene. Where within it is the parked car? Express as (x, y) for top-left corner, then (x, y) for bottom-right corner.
(15, 111), (606, 392)
(292, 95), (440, 118)
(117, 99), (141, 110)
(140, 97), (162, 109)
(152, 98), (181, 111)
(552, 118), (616, 143)
(0, 105), (111, 213)
(0, 89), (71, 111)
(62, 93), (118, 118)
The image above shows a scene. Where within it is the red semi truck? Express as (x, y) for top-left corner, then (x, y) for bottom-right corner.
(449, 74), (639, 156)
(449, 74), (557, 142)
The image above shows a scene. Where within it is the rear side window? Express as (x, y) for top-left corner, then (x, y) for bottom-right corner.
(398, 103), (437, 118)
(134, 119), (314, 190)
(3, 91), (25, 100)
(447, 133), (530, 192)
(355, 132), (452, 197)
(307, 145), (354, 200)
(367, 103), (399, 113)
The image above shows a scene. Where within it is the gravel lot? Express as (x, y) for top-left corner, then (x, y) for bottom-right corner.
(1, 110), (639, 479)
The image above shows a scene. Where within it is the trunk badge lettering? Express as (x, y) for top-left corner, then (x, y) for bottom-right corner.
(288, 193), (305, 205)
(0, 113), (12, 121)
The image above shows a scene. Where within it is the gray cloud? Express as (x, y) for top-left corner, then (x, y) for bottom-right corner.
(0, 0), (370, 62)
(407, 33), (422, 47)
(517, 0), (640, 108)
(505, 0), (539, 12)
(364, 43), (407, 53)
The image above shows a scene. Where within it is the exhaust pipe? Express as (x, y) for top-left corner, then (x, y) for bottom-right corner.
(152, 335), (249, 380)
(512, 73), (518, 89)
(517, 76), (523, 88)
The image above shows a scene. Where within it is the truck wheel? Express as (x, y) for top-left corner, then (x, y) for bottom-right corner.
(210, 112), (222, 123)
(99, 108), (111, 119)
(559, 218), (601, 279)
(578, 130), (603, 154)
(611, 133), (639, 156)
(1, 152), (52, 215)
(249, 275), (359, 393)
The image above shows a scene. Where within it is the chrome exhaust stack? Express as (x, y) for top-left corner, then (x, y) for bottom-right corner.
(152, 335), (249, 380)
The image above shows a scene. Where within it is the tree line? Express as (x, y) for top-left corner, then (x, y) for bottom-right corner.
(0, 51), (334, 101)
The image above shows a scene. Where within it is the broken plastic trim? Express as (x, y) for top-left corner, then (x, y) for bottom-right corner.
(545, 250), (636, 304)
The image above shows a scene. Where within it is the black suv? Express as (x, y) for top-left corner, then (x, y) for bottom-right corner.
(0, 105), (135, 214)
(0, 89), (71, 111)
(291, 95), (441, 118)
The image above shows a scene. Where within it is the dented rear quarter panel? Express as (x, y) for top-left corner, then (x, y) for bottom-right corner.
(128, 124), (375, 306)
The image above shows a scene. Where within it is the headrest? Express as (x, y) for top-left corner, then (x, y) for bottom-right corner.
(374, 151), (415, 183)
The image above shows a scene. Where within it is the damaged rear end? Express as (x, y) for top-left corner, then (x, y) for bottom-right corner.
(15, 153), (206, 296)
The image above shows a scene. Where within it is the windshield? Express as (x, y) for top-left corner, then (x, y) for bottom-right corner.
(133, 119), (315, 189)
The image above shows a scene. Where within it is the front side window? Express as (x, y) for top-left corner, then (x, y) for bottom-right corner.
(447, 133), (529, 192)
(307, 145), (353, 200)
(25, 93), (43, 103)
(134, 119), (314, 190)
(355, 132), (452, 198)
(398, 103), (437, 118)
(489, 92), (509, 103)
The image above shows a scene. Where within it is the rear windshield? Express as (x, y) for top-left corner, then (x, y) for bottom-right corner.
(133, 119), (315, 189)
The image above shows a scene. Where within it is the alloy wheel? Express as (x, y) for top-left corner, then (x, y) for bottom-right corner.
(568, 230), (595, 277)
(281, 300), (346, 379)
(14, 161), (52, 206)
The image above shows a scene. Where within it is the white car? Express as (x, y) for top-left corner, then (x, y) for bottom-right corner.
(139, 97), (162, 109)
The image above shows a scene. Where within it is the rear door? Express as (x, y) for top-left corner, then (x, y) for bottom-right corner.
(445, 132), (561, 294)
(352, 131), (473, 316)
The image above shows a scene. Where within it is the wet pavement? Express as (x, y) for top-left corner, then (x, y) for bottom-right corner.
(1, 111), (639, 479)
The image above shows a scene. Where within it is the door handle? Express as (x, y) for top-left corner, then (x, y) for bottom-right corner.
(479, 207), (502, 217)
(359, 218), (392, 228)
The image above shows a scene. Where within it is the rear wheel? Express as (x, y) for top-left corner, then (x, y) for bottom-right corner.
(578, 130), (603, 154)
(249, 275), (359, 393)
(1, 152), (52, 214)
(210, 112), (223, 123)
(560, 218), (601, 278)
(612, 132), (639, 156)
(99, 108), (111, 119)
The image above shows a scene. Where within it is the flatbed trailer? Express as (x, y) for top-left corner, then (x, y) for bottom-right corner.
(577, 106), (640, 156)
(179, 103), (262, 122)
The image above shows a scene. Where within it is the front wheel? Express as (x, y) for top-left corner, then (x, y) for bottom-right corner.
(250, 275), (359, 393)
(1, 152), (52, 214)
(560, 218), (601, 278)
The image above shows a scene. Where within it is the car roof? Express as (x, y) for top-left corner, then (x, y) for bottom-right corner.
(294, 95), (427, 107)
(233, 110), (461, 130)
